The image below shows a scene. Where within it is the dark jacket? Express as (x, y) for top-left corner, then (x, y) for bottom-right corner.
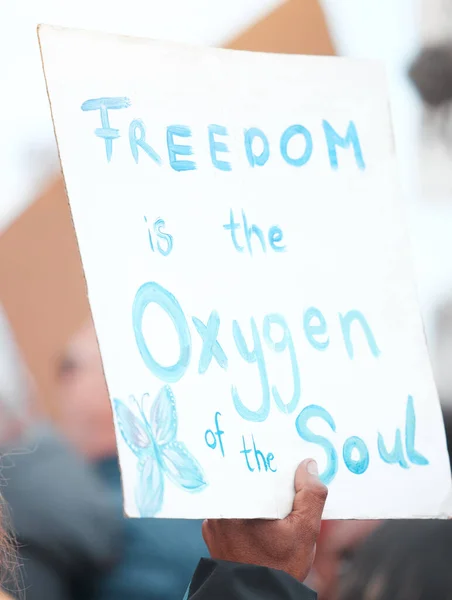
(1, 424), (121, 599)
(186, 558), (317, 599)
(94, 457), (207, 600)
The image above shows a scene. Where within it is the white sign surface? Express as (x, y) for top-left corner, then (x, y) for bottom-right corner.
(39, 25), (451, 519)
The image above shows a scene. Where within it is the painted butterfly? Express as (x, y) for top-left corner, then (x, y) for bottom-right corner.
(114, 385), (207, 516)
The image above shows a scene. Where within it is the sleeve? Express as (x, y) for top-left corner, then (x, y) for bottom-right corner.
(186, 558), (317, 600)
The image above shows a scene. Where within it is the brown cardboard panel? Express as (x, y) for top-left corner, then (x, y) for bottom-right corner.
(0, 177), (90, 413)
(226, 0), (335, 56)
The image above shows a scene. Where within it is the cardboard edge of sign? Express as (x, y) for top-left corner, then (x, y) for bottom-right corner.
(37, 23), (386, 68)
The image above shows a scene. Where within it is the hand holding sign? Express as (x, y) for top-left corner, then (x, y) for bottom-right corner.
(39, 25), (451, 519)
(203, 459), (327, 581)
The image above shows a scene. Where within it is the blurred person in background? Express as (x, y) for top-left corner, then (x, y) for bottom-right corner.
(410, 43), (452, 109)
(338, 519), (452, 600)
(0, 307), (121, 600)
(311, 520), (381, 600)
(56, 319), (207, 600)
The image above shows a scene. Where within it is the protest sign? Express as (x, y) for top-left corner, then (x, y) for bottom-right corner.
(39, 25), (452, 519)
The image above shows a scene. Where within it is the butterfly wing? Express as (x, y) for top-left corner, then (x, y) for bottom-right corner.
(135, 455), (164, 517)
(144, 386), (178, 446)
(113, 398), (151, 457)
(161, 441), (207, 492)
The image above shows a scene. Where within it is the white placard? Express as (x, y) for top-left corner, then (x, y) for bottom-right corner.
(39, 25), (451, 519)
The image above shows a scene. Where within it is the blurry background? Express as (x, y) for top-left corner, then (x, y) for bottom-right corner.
(1, 0), (452, 412)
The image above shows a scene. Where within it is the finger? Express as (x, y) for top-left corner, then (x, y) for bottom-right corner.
(290, 459), (328, 539)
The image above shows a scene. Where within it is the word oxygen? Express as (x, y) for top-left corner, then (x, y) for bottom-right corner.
(133, 281), (381, 422)
(132, 281), (429, 485)
(80, 97), (366, 171)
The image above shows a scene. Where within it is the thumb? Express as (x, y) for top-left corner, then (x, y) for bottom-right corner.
(290, 459), (328, 537)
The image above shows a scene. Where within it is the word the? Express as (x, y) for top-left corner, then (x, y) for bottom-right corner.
(144, 217), (173, 256)
(296, 395), (428, 484)
(132, 281), (380, 423)
(240, 434), (277, 472)
(223, 209), (286, 255)
(81, 97), (366, 171)
(204, 412), (225, 457)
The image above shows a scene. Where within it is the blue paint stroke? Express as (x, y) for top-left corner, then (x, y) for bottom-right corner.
(232, 318), (270, 422)
(322, 120), (365, 170)
(263, 313), (300, 414)
(208, 124), (231, 171)
(133, 282), (191, 383)
(167, 125), (196, 171)
(129, 119), (162, 164)
(244, 127), (269, 167)
(192, 311), (228, 374)
(280, 124), (313, 167)
(303, 307), (330, 351)
(406, 395), (429, 466)
(342, 436), (369, 475)
(378, 428), (409, 469)
(295, 404), (338, 485)
(81, 96), (131, 162)
(339, 310), (380, 359)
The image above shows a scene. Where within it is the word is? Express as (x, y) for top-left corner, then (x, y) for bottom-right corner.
(144, 217), (173, 256)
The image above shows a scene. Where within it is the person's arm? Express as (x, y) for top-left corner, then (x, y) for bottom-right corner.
(186, 459), (327, 599)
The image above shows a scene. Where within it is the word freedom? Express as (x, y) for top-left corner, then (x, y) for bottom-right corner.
(81, 97), (366, 171)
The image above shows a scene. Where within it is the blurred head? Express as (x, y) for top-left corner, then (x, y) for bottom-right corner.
(339, 520), (452, 600)
(312, 520), (381, 600)
(409, 44), (452, 107)
(56, 320), (116, 461)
